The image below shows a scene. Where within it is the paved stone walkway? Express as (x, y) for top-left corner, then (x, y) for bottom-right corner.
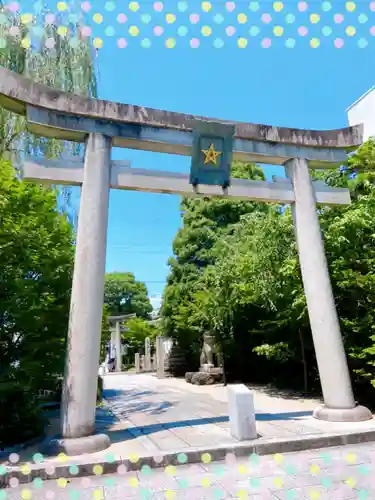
(93, 373), (375, 458)
(2, 373), (375, 477)
(5, 441), (375, 498)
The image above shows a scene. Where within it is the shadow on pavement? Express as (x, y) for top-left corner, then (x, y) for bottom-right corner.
(103, 388), (176, 419)
(256, 410), (313, 421)
(103, 389), (155, 399)
(103, 410), (313, 443)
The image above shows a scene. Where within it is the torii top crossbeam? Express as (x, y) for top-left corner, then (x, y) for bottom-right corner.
(0, 66), (363, 169)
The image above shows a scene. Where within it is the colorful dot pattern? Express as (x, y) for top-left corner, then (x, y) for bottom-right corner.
(0, 450), (372, 497)
(0, 1), (374, 49)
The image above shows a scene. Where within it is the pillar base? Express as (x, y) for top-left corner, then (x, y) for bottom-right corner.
(313, 404), (373, 422)
(47, 433), (111, 456)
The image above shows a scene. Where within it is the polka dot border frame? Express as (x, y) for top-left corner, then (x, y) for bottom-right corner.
(0, 450), (372, 498)
(0, 0), (374, 49)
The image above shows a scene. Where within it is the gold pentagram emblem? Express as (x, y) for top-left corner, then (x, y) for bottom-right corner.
(201, 143), (222, 165)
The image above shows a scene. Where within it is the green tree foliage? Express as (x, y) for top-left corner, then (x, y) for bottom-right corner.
(161, 161), (269, 365)
(161, 146), (375, 404)
(122, 317), (158, 366)
(126, 317), (158, 344)
(99, 304), (111, 363)
(0, 160), (74, 446)
(104, 272), (153, 319)
(0, 5), (97, 159)
(187, 207), (301, 383)
(0, 4), (97, 228)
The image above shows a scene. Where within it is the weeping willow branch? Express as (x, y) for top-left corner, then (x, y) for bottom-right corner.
(0, 5), (98, 231)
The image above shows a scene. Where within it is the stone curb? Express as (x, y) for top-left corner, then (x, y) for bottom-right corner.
(1, 428), (375, 488)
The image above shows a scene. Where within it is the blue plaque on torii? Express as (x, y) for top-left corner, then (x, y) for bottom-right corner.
(189, 121), (235, 189)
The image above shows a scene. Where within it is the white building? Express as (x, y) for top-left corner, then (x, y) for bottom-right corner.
(347, 86), (375, 142)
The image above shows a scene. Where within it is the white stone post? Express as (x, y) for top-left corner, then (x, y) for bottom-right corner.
(115, 321), (122, 372)
(227, 385), (257, 441)
(60, 134), (112, 454)
(156, 336), (165, 379)
(285, 158), (371, 422)
(135, 353), (141, 373)
(145, 337), (151, 371)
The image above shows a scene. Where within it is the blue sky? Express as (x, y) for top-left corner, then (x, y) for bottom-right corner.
(105, 44), (374, 310)
(19, 0), (375, 309)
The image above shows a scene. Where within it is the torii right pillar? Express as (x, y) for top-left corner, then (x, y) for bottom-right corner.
(285, 157), (372, 421)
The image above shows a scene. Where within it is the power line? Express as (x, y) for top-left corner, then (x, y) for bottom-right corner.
(107, 250), (172, 256)
(108, 244), (172, 248)
(139, 281), (167, 283)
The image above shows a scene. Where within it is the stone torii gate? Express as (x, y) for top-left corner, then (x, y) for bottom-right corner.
(107, 313), (136, 373)
(0, 67), (371, 455)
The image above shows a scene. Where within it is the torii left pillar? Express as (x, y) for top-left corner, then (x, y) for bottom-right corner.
(59, 133), (112, 455)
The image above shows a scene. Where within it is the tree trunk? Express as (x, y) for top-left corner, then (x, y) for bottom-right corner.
(221, 344), (228, 386)
(222, 356), (228, 386)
